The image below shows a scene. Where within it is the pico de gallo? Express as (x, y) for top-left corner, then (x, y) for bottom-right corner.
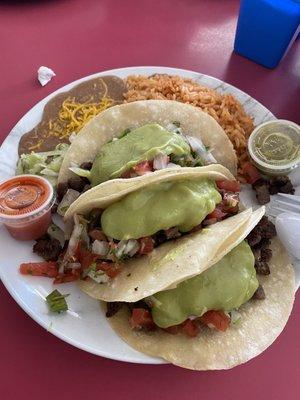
(105, 216), (277, 339)
(20, 178), (241, 286)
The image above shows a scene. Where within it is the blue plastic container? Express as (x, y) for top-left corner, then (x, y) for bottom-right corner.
(234, 0), (300, 68)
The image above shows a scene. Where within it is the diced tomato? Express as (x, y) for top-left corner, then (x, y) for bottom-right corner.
(89, 229), (107, 242)
(54, 269), (81, 284)
(20, 262), (58, 278)
(96, 261), (111, 272)
(207, 208), (227, 220)
(190, 224), (202, 233)
(164, 324), (181, 334)
(74, 241), (84, 260)
(202, 217), (217, 226)
(106, 266), (122, 278)
(138, 237), (154, 255)
(242, 162), (261, 185)
(121, 169), (136, 178)
(96, 261), (122, 278)
(201, 310), (230, 332)
(164, 320), (199, 337)
(216, 180), (241, 192)
(130, 308), (155, 330)
(133, 160), (154, 176)
(181, 319), (199, 337)
(82, 252), (98, 270)
(76, 243), (98, 269)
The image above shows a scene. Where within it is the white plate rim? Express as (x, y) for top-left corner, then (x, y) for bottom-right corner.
(0, 65), (292, 364)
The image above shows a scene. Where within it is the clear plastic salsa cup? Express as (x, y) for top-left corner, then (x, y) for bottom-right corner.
(0, 175), (55, 241)
(248, 119), (300, 175)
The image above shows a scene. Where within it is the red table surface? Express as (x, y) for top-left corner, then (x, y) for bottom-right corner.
(0, 0), (299, 399)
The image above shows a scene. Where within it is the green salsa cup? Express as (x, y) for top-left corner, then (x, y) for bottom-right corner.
(248, 119), (300, 175)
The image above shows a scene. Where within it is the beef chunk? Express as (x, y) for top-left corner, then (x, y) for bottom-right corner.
(247, 216), (275, 278)
(153, 231), (168, 246)
(67, 176), (88, 192)
(252, 179), (270, 205)
(164, 227), (181, 239)
(56, 182), (68, 202)
(51, 202), (58, 214)
(83, 184), (92, 193)
(252, 247), (261, 262)
(80, 162), (93, 170)
(260, 216), (276, 239)
(247, 230), (262, 247)
(252, 176), (294, 204)
(106, 302), (123, 318)
(255, 260), (270, 275)
(33, 235), (62, 261)
(127, 300), (150, 312)
(260, 247), (272, 262)
(269, 176), (295, 195)
(252, 285), (266, 300)
(256, 238), (271, 250)
(250, 216), (276, 241)
(88, 209), (103, 230)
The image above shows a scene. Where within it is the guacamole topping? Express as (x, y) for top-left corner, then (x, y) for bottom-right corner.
(151, 241), (258, 328)
(90, 124), (191, 186)
(101, 179), (221, 240)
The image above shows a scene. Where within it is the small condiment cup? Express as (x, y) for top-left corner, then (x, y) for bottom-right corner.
(248, 119), (300, 175)
(0, 175), (55, 241)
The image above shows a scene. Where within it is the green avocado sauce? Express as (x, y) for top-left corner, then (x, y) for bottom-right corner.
(101, 179), (221, 240)
(253, 129), (300, 165)
(90, 124), (191, 186)
(150, 241), (258, 328)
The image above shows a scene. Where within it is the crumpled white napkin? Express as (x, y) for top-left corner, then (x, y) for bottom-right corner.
(37, 66), (56, 86)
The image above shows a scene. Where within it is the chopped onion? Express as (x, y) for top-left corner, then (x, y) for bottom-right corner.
(185, 135), (217, 164)
(67, 215), (83, 255)
(115, 241), (127, 259)
(92, 240), (109, 256)
(66, 262), (81, 270)
(166, 122), (182, 135)
(61, 214), (84, 272)
(188, 315), (198, 321)
(87, 269), (109, 284)
(153, 153), (169, 170)
(125, 239), (140, 257)
(230, 310), (241, 325)
(57, 189), (80, 216)
(166, 162), (181, 169)
(115, 239), (140, 259)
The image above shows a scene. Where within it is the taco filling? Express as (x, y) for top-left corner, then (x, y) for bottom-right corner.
(105, 216), (276, 336)
(56, 123), (218, 204)
(20, 176), (240, 284)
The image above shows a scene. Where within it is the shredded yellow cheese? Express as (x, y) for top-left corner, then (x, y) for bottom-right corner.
(47, 96), (113, 141)
(28, 139), (44, 151)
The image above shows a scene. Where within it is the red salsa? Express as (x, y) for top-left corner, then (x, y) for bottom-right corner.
(0, 175), (54, 240)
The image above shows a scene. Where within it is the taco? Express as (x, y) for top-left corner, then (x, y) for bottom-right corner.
(56, 165), (256, 301)
(56, 100), (237, 201)
(104, 216), (295, 370)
